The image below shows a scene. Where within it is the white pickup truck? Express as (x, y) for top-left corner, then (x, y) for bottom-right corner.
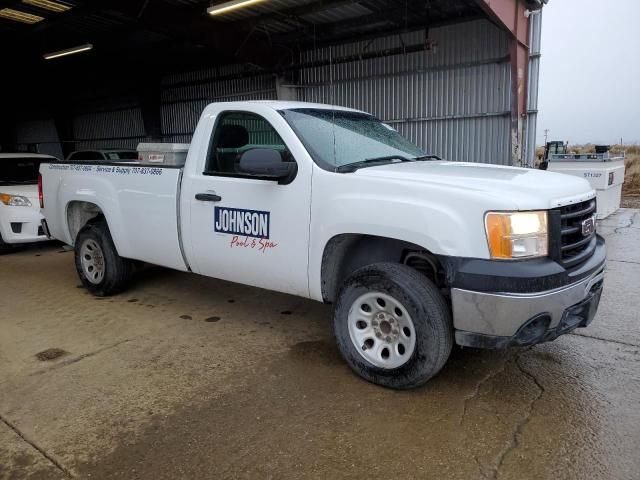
(39, 101), (606, 389)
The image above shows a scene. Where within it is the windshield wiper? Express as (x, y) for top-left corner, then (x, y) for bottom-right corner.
(335, 155), (412, 173)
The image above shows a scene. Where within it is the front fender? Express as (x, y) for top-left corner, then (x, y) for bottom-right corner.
(308, 168), (516, 301)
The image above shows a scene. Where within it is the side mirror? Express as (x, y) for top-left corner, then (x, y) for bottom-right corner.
(238, 148), (297, 184)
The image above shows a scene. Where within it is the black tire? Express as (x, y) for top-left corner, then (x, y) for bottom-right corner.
(334, 262), (453, 389)
(75, 221), (132, 296)
(0, 232), (13, 255)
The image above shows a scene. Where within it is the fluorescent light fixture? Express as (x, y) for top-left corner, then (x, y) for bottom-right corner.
(207, 0), (266, 16)
(43, 43), (93, 60)
(22, 0), (72, 13)
(0, 7), (44, 24)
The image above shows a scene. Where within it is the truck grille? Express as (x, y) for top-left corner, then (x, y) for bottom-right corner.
(553, 199), (597, 269)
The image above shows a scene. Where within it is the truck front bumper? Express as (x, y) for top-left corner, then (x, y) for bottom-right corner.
(449, 236), (606, 349)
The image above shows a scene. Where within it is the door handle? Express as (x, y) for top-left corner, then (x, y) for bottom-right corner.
(195, 193), (222, 202)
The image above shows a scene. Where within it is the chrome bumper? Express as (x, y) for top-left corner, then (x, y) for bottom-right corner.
(451, 265), (606, 338)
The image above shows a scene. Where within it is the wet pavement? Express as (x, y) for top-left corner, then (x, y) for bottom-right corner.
(0, 209), (638, 480)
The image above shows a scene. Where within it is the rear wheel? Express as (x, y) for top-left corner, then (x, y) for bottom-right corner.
(334, 262), (453, 389)
(75, 222), (132, 296)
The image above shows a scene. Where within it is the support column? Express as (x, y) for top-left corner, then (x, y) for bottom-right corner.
(475, 0), (533, 166)
(276, 75), (299, 101)
(53, 112), (75, 159)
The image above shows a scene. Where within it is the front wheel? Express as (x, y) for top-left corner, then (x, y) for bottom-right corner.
(334, 262), (453, 389)
(75, 222), (132, 296)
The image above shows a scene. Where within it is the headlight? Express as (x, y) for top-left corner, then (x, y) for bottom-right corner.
(485, 211), (548, 259)
(0, 193), (32, 207)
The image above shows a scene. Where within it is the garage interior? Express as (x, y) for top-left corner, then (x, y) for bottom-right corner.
(1, 0), (542, 165)
(3, 2), (640, 480)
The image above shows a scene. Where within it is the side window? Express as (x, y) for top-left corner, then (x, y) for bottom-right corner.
(205, 112), (292, 176)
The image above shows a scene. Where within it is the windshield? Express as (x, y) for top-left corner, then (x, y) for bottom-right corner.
(0, 158), (41, 185)
(280, 108), (425, 170)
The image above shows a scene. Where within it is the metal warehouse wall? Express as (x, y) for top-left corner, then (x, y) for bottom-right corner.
(296, 19), (513, 164)
(72, 100), (147, 151)
(154, 19), (514, 164)
(160, 65), (278, 143)
(15, 118), (63, 158)
(11, 17), (536, 167)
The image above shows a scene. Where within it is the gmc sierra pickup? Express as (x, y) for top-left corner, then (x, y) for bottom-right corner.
(39, 101), (606, 389)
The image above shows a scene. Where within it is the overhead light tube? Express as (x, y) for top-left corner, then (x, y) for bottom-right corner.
(43, 43), (93, 60)
(207, 0), (266, 16)
(22, 0), (72, 13)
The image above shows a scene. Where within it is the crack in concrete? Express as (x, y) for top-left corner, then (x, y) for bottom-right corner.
(459, 354), (511, 426)
(474, 455), (490, 480)
(0, 413), (74, 478)
(570, 332), (639, 348)
(487, 351), (544, 480)
(607, 259), (640, 265)
(614, 213), (636, 234)
(30, 338), (134, 376)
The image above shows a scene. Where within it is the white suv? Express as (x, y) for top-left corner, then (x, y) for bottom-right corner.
(0, 153), (55, 254)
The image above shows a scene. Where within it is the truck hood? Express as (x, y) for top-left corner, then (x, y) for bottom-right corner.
(353, 161), (595, 210)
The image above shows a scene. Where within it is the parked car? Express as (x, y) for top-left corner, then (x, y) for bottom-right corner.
(0, 153), (55, 254)
(66, 149), (138, 162)
(39, 101), (606, 389)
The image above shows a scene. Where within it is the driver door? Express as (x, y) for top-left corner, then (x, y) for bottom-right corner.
(183, 110), (311, 297)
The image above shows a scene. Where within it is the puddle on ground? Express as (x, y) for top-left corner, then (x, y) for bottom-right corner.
(205, 316), (221, 323)
(35, 348), (69, 361)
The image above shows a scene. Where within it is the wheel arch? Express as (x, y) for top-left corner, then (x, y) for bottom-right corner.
(320, 233), (446, 303)
(65, 200), (106, 245)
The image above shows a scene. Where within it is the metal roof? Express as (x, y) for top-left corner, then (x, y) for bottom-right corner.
(0, 0), (485, 72)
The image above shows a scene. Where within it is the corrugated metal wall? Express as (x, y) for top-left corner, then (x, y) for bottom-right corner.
(73, 102), (147, 150)
(160, 64), (278, 143)
(297, 19), (513, 164)
(15, 18), (524, 165)
(15, 118), (63, 158)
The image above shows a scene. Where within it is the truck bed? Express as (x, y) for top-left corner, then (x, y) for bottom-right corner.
(41, 161), (188, 271)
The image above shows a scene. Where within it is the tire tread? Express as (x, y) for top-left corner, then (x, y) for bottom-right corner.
(334, 262), (453, 389)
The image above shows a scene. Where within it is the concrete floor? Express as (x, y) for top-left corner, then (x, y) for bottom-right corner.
(1, 209), (639, 480)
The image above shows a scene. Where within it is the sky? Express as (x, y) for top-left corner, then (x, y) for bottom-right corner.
(536, 0), (640, 146)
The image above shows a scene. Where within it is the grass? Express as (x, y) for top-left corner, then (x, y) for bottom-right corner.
(535, 144), (640, 196)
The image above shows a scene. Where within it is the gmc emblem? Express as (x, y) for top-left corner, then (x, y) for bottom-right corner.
(582, 216), (595, 237)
